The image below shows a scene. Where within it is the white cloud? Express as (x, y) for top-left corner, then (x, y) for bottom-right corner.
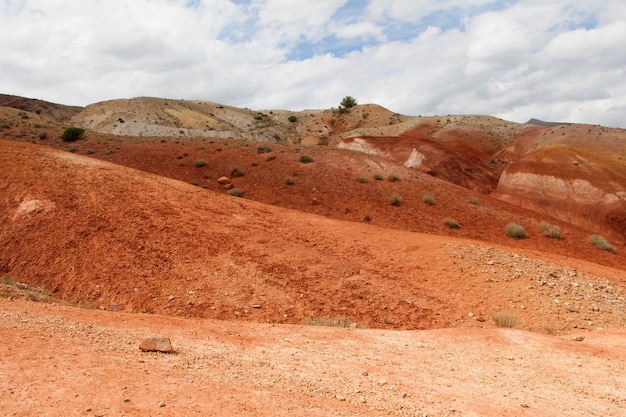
(1, 0), (625, 127)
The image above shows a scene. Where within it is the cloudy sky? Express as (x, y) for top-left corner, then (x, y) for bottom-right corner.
(1, 0), (625, 127)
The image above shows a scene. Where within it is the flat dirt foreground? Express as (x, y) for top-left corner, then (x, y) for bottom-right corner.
(1, 298), (625, 417)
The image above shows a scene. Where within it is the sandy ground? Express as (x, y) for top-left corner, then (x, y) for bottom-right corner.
(2, 298), (625, 417)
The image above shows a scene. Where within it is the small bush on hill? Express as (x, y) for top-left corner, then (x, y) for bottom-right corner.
(230, 166), (245, 177)
(588, 235), (617, 253)
(504, 223), (526, 239)
(373, 173), (383, 181)
(388, 173), (400, 182)
(285, 176), (294, 185)
(194, 159), (207, 167)
(423, 196), (435, 205)
(390, 194), (401, 206)
(287, 115), (297, 123)
(492, 310), (517, 328)
(539, 221), (561, 239)
(257, 145), (272, 154)
(299, 155), (314, 163)
(469, 196), (479, 205)
(303, 315), (352, 328)
(228, 188), (244, 197)
(61, 127), (84, 142)
(444, 218), (460, 229)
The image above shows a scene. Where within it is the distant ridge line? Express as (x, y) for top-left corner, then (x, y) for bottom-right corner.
(526, 118), (572, 127)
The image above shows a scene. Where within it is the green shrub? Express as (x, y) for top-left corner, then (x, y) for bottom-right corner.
(357, 176), (367, 183)
(61, 127), (85, 142)
(299, 155), (314, 163)
(504, 223), (526, 239)
(444, 218), (460, 229)
(388, 173), (400, 182)
(390, 194), (401, 206)
(539, 221), (561, 239)
(423, 196), (435, 205)
(230, 166), (245, 177)
(588, 235), (617, 253)
(338, 96), (357, 113)
(257, 145), (272, 154)
(492, 310), (517, 328)
(285, 176), (294, 185)
(469, 196), (479, 205)
(38, 132), (47, 140)
(287, 115), (297, 123)
(194, 159), (207, 167)
(373, 173), (383, 181)
(228, 188), (244, 197)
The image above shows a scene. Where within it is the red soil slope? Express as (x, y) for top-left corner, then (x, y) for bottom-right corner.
(1, 140), (625, 334)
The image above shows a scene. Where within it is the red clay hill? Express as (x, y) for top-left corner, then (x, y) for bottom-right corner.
(1, 95), (626, 416)
(1, 94), (625, 329)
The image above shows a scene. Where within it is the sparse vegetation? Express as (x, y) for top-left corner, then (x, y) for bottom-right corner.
(287, 115), (297, 123)
(230, 166), (245, 177)
(423, 196), (435, 205)
(357, 176), (367, 183)
(61, 127), (85, 142)
(228, 188), (244, 197)
(492, 310), (517, 328)
(194, 159), (207, 168)
(299, 155), (314, 163)
(257, 145), (272, 154)
(539, 221), (561, 239)
(302, 315), (352, 328)
(504, 223), (526, 239)
(444, 218), (460, 229)
(38, 132), (47, 140)
(285, 176), (294, 185)
(588, 235), (617, 253)
(388, 173), (400, 182)
(469, 196), (479, 205)
(390, 194), (401, 206)
(373, 173), (383, 181)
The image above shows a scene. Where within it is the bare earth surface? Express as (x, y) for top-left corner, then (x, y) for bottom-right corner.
(2, 298), (625, 417)
(1, 96), (625, 416)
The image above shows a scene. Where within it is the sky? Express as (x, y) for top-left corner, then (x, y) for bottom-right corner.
(1, 0), (625, 127)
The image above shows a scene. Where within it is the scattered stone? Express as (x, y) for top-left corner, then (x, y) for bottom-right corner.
(379, 379), (387, 385)
(217, 176), (230, 184)
(521, 403), (530, 408)
(574, 336), (585, 342)
(139, 337), (174, 353)
(335, 395), (346, 401)
(158, 401), (166, 407)
(251, 304), (261, 309)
